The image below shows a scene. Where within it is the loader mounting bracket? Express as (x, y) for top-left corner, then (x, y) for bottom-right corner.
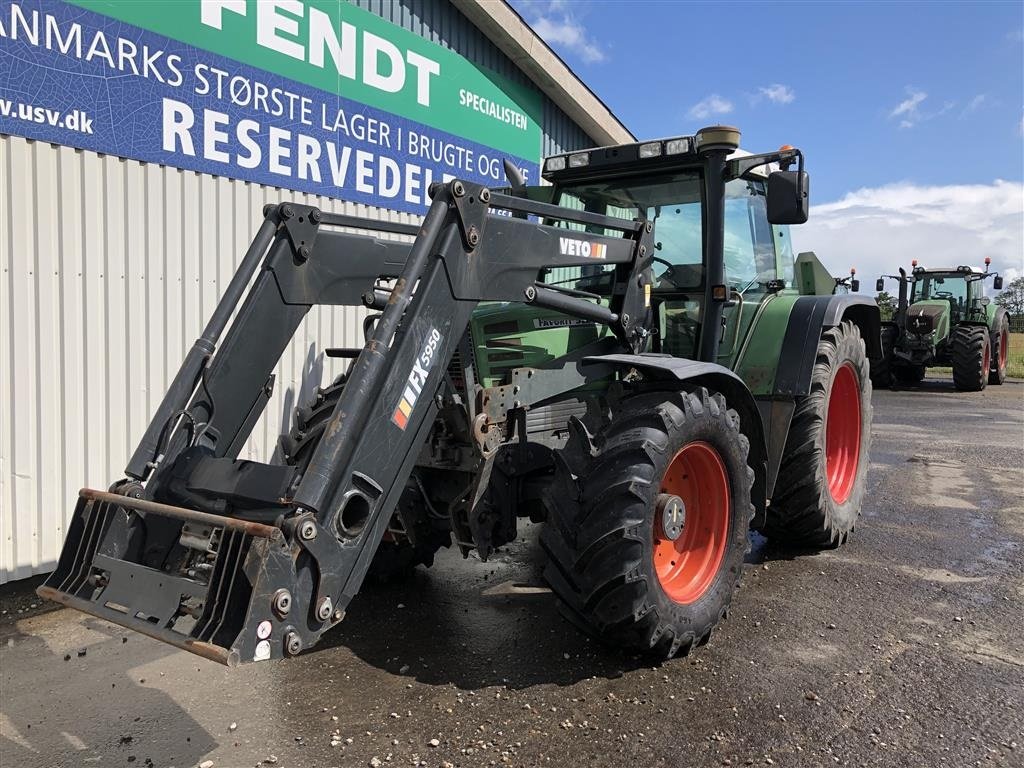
(279, 203), (322, 262)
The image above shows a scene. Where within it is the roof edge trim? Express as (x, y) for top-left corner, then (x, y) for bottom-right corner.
(450, 0), (635, 148)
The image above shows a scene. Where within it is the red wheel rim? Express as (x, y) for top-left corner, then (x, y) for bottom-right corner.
(1000, 332), (1008, 370)
(983, 341), (990, 376)
(654, 442), (730, 604)
(825, 363), (862, 504)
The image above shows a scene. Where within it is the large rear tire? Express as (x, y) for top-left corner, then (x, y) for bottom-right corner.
(762, 321), (872, 548)
(541, 389), (754, 659)
(989, 313), (1009, 385)
(280, 375), (450, 582)
(951, 325), (990, 392)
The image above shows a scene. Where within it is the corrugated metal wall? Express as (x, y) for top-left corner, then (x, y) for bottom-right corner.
(0, 134), (421, 582)
(0, 1), (599, 584)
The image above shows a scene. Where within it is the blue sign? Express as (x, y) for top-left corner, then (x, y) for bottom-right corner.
(0, 0), (540, 213)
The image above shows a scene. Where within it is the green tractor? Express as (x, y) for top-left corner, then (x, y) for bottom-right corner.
(41, 127), (881, 664)
(872, 259), (1009, 390)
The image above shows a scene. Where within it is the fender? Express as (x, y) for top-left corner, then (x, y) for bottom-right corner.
(774, 295), (881, 396)
(585, 353), (769, 522)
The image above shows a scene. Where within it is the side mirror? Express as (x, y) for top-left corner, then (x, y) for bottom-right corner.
(850, 279), (860, 292)
(993, 275), (1003, 290)
(875, 278), (885, 292)
(502, 158), (526, 192)
(767, 171), (810, 225)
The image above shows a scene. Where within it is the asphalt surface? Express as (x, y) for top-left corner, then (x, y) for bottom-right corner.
(2, 375), (1022, 768)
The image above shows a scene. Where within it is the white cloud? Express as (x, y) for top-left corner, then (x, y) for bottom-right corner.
(687, 94), (734, 120)
(889, 89), (928, 128)
(791, 180), (1024, 292)
(530, 9), (605, 63)
(757, 84), (795, 104)
(961, 94), (986, 116)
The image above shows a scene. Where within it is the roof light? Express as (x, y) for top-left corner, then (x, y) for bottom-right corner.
(850, 267), (857, 275)
(911, 259), (918, 267)
(568, 152), (590, 168)
(779, 144), (794, 151)
(984, 256), (991, 266)
(638, 141), (662, 158)
(665, 138), (691, 155)
(544, 155), (566, 172)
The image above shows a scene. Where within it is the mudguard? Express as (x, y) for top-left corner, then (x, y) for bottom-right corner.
(773, 295), (881, 397)
(584, 353), (769, 519)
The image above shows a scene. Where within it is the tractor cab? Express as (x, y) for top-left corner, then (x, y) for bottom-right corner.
(909, 263), (1002, 326)
(487, 126), (820, 380)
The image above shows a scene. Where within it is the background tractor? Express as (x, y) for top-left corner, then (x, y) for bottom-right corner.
(872, 259), (1008, 390)
(40, 127), (880, 665)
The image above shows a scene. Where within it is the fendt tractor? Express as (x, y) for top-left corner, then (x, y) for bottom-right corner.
(872, 259), (1008, 390)
(41, 126), (881, 666)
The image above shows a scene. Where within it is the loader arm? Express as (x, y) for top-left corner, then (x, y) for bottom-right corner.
(40, 181), (655, 665)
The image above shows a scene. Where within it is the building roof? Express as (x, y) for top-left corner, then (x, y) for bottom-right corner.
(451, 0), (634, 148)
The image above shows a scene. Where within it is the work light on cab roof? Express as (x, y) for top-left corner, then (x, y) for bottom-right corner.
(542, 125), (744, 178)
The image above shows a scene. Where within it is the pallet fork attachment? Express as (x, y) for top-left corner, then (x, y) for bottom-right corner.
(40, 181), (655, 665)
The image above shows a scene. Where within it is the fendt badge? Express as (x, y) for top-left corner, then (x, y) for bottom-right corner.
(391, 327), (443, 430)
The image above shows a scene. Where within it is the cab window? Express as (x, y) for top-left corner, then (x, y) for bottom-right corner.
(723, 178), (775, 295)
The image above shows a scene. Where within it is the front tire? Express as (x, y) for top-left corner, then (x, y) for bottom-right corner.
(951, 325), (990, 391)
(989, 313), (1009, 385)
(281, 375), (450, 582)
(870, 325), (898, 388)
(893, 364), (925, 385)
(541, 389), (754, 659)
(762, 321), (872, 548)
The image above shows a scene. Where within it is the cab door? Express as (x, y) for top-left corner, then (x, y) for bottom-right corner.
(717, 178), (777, 368)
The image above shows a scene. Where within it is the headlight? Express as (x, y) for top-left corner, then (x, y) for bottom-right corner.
(639, 142), (662, 158)
(665, 138), (690, 155)
(544, 156), (566, 172)
(568, 152), (590, 167)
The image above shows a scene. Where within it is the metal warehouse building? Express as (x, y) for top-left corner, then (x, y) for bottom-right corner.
(0, 0), (632, 583)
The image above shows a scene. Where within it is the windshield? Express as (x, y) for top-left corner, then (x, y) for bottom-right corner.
(912, 274), (967, 308)
(550, 173), (776, 295)
(550, 171), (704, 291)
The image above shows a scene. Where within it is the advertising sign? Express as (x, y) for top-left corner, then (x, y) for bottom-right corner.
(0, 0), (543, 213)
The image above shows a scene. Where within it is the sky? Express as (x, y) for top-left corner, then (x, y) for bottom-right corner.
(509, 0), (1024, 288)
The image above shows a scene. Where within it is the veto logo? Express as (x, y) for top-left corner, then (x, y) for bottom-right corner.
(392, 327), (443, 430)
(559, 237), (607, 259)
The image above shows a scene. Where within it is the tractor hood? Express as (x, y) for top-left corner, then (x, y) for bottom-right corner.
(905, 300), (949, 338)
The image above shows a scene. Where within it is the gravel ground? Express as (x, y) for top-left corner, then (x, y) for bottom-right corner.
(2, 375), (1022, 768)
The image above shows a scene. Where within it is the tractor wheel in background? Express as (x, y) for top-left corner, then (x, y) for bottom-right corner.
(989, 313), (1009, 385)
(950, 325), (990, 392)
(541, 389), (754, 659)
(892, 364), (926, 386)
(761, 320), (872, 548)
(280, 374), (450, 582)
(870, 325), (898, 388)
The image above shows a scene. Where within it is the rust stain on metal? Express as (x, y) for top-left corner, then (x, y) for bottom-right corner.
(388, 278), (406, 304)
(77, 488), (282, 540)
(326, 410), (346, 439)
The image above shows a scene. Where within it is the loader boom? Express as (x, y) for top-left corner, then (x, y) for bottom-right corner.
(40, 182), (654, 665)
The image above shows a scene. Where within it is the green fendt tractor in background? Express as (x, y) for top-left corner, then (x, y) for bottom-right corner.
(872, 259), (1008, 390)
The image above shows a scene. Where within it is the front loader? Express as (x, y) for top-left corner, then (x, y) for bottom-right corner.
(872, 259), (1008, 390)
(41, 126), (881, 665)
